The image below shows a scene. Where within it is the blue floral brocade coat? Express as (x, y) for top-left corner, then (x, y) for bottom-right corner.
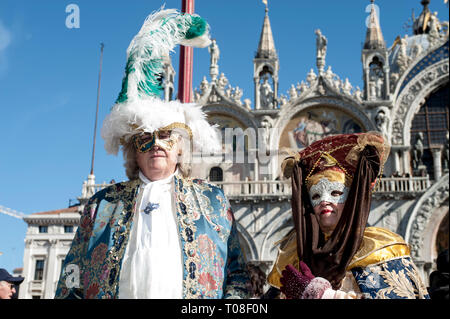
(54, 176), (250, 299)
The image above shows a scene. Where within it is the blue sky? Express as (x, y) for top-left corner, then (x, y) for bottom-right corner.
(0, 0), (448, 274)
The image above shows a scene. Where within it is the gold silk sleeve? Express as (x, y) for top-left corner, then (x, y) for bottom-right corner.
(267, 227), (411, 289)
(347, 227), (411, 270)
(267, 230), (299, 289)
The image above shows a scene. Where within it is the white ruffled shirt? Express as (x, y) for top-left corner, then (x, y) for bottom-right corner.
(118, 171), (183, 299)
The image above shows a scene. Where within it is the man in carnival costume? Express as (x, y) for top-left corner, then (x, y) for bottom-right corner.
(55, 8), (250, 299)
(267, 132), (429, 299)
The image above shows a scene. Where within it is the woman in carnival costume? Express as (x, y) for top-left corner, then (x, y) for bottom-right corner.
(267, 132), (429, 299)
(55, 7), (250, 299)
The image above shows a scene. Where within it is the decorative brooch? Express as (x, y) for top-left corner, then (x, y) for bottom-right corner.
(143, 202), (160, 214)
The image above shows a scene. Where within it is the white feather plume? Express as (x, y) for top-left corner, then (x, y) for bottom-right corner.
(101, 7), (220, 157)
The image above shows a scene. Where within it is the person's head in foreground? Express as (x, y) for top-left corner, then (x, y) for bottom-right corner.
(0, 269), (24, 299)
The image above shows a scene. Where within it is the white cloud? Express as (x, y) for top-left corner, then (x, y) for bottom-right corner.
(0, 19), (11, 75)
(0, 19), (11, 51)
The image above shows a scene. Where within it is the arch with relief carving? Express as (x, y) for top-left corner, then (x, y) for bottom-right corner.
(260, 208), (294, 262)
(390, 55), (449, 146)
(405, 174), (449, 264)
(236, 220), (259, 262)
(202, 103), (258, 131)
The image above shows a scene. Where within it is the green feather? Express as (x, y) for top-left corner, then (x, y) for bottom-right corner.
(185, 15), (207, 39)
(115, 10), (209, 104)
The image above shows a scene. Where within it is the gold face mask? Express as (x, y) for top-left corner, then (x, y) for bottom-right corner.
(132, 130), (178, 153)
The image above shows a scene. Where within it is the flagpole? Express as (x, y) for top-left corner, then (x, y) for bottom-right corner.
(178, 0), (195, 103)
(90, 43), (104, 176)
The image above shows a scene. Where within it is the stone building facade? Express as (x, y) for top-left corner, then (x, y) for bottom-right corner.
(185, 0), (449, 279)
(19, 207), (79, 299)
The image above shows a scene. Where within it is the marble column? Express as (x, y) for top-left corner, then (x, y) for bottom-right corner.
(402, 149), (410, 175)
(430, 145), (443, 180)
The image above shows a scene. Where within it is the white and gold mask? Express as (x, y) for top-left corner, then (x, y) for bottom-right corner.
(309, 178), (349, 207)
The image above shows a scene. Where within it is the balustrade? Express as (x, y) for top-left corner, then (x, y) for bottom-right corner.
(80, 176), (431, 200)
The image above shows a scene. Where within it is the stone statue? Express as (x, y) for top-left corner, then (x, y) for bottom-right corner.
(324, 66), (334, 81)
(368, 59), (385, 99)
(343, 78), (352, 95)
(412, 132), (424, 171)
(217, 73), (228, 90)
(200, 76), (209, 96)
(375, 108), (389, 135)
(231, 86), (243, 104)
(279, 94), (288, 106)
(289, 84), (298, 99)
(354, 86), (362, 102)
(298, 81), (308, 94)
(261, 117), (272, 147)
(429, 12), (441, 37)
(208, 39), (220, 80)
(306, 69), (317, 86)
(315, 29), (327, 73)
(315, 29), (327, 59)
(260, 76), (273, 108)
(209, 39), (220, 67)
(243, 99), (252, 110)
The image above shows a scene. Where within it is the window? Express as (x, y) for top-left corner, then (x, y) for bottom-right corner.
(38, 226), (48, 233)
(64, 225), (74, 233)
(209, 167), (223, 182)
(60, 258), (66, 276)
(410, 84), (449, 178)
(34, 259), (45, 281)
(32, 295), (41, 299)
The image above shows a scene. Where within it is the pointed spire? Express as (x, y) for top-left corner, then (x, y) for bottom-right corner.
(256, 3), (277, 59)
(413, 0), (432, 34)
(364, 0), (386, 50)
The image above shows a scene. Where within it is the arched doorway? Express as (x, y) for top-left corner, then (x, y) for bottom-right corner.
(435, 212), (449, 257)
(209, 166), (223, 182)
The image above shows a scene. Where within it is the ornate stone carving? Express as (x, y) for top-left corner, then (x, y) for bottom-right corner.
(392, 59), (449, 145)
(407, 175), (449, 259)
(243, 99), (252, 110)
(391, 119), (404, 145)
(288, 84), (297, 100)
(278, 94), (288, 107)
(306, 69), (317, 87)
(217, 73), (229, 91)
(397, 36), (412, 75)
(428, 12), (442, 46)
